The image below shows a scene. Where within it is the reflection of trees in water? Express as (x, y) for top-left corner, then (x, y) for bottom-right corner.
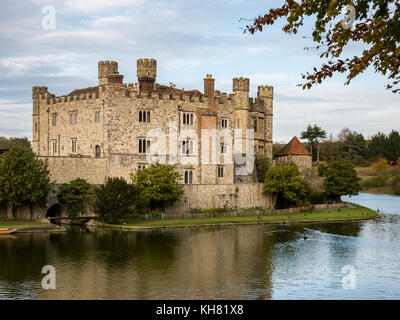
(47, 227), (180, 271)
(0, 234), (49, 282)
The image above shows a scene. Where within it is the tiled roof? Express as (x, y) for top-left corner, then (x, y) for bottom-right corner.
(276, 136), (312, 157)
(156, 84), (203, 97)
(68, 86), (99, 96)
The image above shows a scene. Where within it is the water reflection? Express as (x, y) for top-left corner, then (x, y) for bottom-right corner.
(1, 193), (400, 300)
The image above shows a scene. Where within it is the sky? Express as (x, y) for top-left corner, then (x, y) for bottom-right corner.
(0, 0), (399, 143)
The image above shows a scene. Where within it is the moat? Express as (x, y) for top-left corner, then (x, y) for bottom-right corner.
(1, 193), (400, 300)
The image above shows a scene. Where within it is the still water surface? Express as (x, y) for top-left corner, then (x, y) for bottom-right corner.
(0, 193), (399, 300)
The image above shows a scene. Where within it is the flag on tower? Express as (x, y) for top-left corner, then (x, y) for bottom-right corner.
(169, 82), (176, 88)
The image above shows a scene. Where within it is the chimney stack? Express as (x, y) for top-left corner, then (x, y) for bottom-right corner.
(204, 74), (215, 112)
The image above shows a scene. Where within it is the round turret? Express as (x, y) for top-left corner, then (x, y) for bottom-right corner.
(98, 61), (118, 85)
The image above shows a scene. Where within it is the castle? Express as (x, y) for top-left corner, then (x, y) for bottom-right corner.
(32, 59), (274, 212)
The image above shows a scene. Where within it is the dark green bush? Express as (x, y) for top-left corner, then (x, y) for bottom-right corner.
(92, 177), (136, 224)
(58, 178), (92, 217)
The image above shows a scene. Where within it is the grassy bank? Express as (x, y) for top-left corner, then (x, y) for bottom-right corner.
(101, 204), (379, 229)
(0, 220), (64, 232)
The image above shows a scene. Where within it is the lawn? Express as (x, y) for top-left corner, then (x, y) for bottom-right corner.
(0, 220), (52, 230)
(120, 204), (379, 228)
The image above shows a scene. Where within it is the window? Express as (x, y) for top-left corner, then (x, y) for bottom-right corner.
(95, 145), (101, 158)
(51, 139), (57, 155)
(184, 170), (193, 184)
(137, 164), (147, 170)
(221, 119), (228, 128)
(138, 138), (151, 154)
(217, 166), (224, 178)
(183, 112), (194, 125)
(69, 111), (78, 125)
(253, 118), (257, 132)
(51, 113), (57, 126)
(258, 117), (264, 133)
(35, 122), (38, 133)
(181, 140), (194, 155)
(220, 143), (227, 154)
(71, 138), (77, 153)
(139, 110), (151, 123)
(95, 110), (101, 123)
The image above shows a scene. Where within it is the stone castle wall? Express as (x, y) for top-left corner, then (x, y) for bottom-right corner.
(164, 183), (272, 216)
(30, 59), (275, 216)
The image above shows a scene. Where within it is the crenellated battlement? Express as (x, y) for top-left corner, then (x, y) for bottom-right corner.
(258, 85), (273, 99)
(233, 77), (249, 92)
(98, 61), (118, 85)
(137, 58), (157, 79)
(32, 86), (48, 98)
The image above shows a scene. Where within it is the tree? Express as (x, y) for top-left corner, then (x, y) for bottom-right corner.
(0, 145), (53, 216)
(301, 124), (327, 162)
(58, 178), (92, 217)
(263, 163), (311, 208)
(301, 125), (316, 158)
(386, 130), (400, 163)
(92, 177), (136, 224)
(320, 159), (361, 202)
(244, 1), (400, 94)
(131, 163), (183, 211)
(339, 130), (366, 161)
(0, 137), (31, 150)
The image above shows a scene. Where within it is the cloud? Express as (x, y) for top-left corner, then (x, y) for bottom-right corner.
(0, 0), (399, 140)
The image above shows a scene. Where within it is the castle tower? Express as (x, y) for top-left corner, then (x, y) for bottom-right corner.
(98, 61), (118, 85)
(137, 58), (157, 94)
(32, 86), (48, 154)
(258, 85), (274, 160)
(232, 77), (250, 130)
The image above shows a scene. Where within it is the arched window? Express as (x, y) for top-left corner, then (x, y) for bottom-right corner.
(143, 111), (146, 122)
(139, 111), (142, 122)
(147, 111), (151, 122)
(95, 145), (101, 158)
(184, 170), (193, 184)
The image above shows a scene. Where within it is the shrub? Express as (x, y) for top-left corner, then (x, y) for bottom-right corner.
(371, 158), (390, 173)
(188, 208), (203, 214)
(392, 176), (400, 195)
(58, 178), (92, 217)
(362, 174), (389, 189)
(92, 177), (136, 224)
(149, 211), (162, 218)
(309, 190), (326, 204)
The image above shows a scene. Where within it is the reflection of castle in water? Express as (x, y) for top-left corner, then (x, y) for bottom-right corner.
(32, 227), (278, 300)
(0, 221), (365, 300)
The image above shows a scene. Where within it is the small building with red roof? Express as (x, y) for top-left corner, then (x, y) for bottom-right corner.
(275, 136), (312, 172)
